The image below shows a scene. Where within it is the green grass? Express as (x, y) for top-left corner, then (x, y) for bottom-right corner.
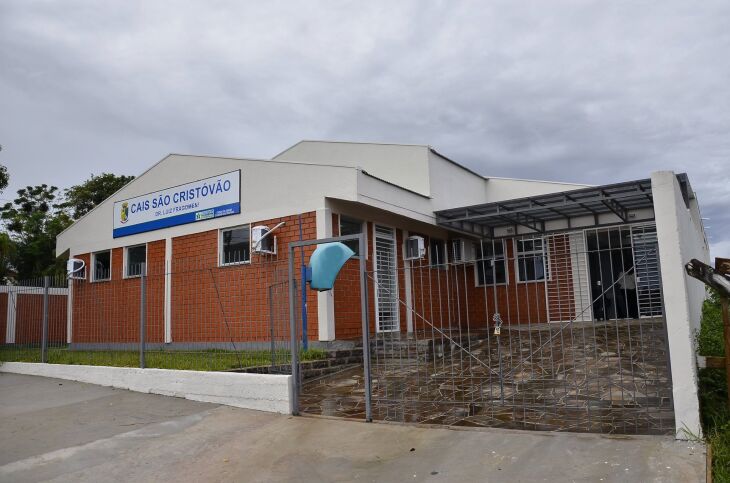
(0, 346), (327, 372)
(696, 289), (730, 480)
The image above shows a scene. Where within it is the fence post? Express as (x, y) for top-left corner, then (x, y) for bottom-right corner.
(41, 276), (50, 363)
(269, 284), (275, 369)
(359, 233), (373, 422)
(288, 245), (299, 415)
(139, 264), (146, 369)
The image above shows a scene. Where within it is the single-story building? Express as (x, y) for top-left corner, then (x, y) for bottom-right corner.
(55, 140), (710, 436)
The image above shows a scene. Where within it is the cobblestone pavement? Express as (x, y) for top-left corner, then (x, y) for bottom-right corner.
(300, 318), (675, 434)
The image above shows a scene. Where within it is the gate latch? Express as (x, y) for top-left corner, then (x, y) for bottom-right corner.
(492, 313), (503, 336)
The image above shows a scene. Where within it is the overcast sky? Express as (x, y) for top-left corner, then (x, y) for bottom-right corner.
(1, 1), (728, 256)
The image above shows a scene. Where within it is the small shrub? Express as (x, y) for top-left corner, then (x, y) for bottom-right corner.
(697, 289), (724, 357)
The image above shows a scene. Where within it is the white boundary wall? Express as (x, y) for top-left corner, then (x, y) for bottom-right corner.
(652, 171), (711, 439)
(0, 362), (293, 414)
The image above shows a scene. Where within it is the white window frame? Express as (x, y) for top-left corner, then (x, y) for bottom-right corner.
(514, 237), (550, 283)
(474, 240), (509, 287)
(338, 214), (366, 259)
(218, 224), (252, 267)
(91, 249), (112, 282)
(123, 243), (148, 278)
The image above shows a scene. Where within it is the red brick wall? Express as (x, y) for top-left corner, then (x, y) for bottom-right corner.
(460, 239), (550, 328)
(69, 210), (578, 345)
(71, 211), (319, 344)
(14, 292), (67, 344)
(170, 212), (318, 343)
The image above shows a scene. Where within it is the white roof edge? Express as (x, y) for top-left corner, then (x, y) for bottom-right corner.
(272, 139), (431, 159)
(484, 175), (593, 187)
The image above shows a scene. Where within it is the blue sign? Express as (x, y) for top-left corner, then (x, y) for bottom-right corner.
(113, 170), (241, 238)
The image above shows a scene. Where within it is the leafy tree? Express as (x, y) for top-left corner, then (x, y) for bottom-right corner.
(0, 232), (16, 283)
(1, 185), (72, 280)
(0, 164), (8, 194)
(62, 173), (134, 219)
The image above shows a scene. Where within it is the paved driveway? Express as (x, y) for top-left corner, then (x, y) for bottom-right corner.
(0, 372), (705, 482)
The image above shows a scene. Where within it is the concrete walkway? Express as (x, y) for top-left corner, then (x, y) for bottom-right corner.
(0, 373), (705, 482)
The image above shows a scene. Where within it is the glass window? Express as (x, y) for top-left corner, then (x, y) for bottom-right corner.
(339, 216), (363, 257)
(92, 250), (111, 281)
(516, 237), (547, 282)
(429, 238), (446, 267)
(220, 225), (250, 265)
(476, 240), (507, 285)
(125, 245), (146, 277)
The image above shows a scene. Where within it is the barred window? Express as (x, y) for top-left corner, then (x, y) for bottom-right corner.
(515, 238), (547, 282)
(220, 225), (250, 265)
(92, 250), (111, 281)
(125, 245), (147, 277)
(475, 240), (507, 285)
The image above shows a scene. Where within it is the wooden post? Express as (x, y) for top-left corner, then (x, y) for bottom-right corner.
(717, 257), (730, 410)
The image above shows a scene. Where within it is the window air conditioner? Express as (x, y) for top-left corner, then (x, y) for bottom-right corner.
(404, 235), (426, 260)
(252, 225), (277, 255)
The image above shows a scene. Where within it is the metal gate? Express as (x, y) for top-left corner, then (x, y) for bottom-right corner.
(297, 225), (674, 435)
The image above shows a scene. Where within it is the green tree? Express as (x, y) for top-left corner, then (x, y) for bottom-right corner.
(0, 164), (8, 194)
(62, 173), (134, 219)
(0, 232), (16, 283)
(1, 185), (72, 280)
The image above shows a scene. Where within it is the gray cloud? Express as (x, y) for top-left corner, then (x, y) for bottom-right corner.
(1, 0), (728, 255)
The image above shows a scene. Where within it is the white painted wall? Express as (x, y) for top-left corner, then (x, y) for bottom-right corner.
(427, 151), (489, 212)
(274, 141), (433, 197)
(484, 177), (590, 202)
(0, 362), (293, 414)
(652, 170), (710, 439)
(57, 155), (359, 256)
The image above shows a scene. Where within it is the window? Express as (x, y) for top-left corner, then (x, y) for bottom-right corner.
(339, 216), (363, 257)
(125, 244), (147, 277)
(515, 238), (548, 282)
(220, 225), (250, 265)
(92, 250), (111, 281)
(476, 240), (507, 285)
(429, 238), (447, 267)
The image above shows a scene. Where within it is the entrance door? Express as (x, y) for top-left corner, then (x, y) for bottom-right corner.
(373, 224), (399, 332)
(586, 226), (639, 320)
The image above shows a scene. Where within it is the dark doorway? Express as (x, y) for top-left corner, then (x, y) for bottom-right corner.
(586, 227), (639, 320)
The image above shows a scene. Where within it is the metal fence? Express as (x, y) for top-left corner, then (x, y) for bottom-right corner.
(0, 225), (675, 435)
(0, 254), (308, 373)
(299, 224), (675, 435)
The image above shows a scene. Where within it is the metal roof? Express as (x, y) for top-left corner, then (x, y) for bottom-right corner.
(435, 174), (690, 238)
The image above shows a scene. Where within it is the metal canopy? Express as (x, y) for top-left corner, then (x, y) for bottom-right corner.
(435, 175), (688, 238)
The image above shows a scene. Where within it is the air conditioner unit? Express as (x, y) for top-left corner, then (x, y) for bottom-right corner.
(450, 239), (475, 264)
(251, 225), (277, 255)
(67, 258), (86, 280)
(404, 235), (426, 260)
